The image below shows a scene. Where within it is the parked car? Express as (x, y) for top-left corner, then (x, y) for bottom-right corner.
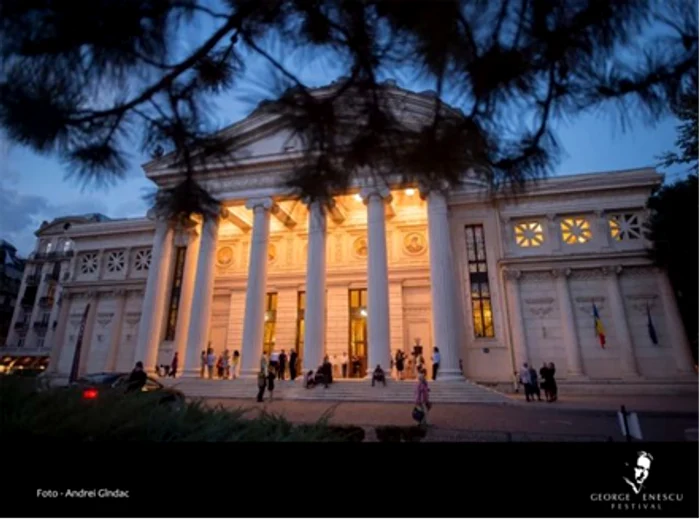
(71, 372), (185, 408)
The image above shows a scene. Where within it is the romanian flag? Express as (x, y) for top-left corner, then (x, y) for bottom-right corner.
(593, 303), (606, 348)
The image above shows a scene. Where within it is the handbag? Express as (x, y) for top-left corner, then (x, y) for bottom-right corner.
(412, 406), (425, 422)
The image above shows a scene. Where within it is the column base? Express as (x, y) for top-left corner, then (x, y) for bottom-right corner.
(435, 369), (465, 382)
(175, 370), (206, 379)
(620, 372), (644, 382)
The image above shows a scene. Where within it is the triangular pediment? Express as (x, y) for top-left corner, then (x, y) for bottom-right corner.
(36, 214), (111, 237)
(142, 80), (467, 176)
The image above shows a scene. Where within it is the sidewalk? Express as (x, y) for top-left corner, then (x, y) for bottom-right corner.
(202, 397), (698, 441)
(502, 392), (699, 414)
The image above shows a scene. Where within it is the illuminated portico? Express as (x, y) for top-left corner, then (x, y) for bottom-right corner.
(144, 184), (444, 381)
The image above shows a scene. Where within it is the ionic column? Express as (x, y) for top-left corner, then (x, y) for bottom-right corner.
(174, 223), (202, 376)
(552, 268), (585, 378)
(46, 292), (73, 374)
(604, 266), (639, 379)
(104, 289), (127, 372)
(360, 186), (392, 377)
(183, 216), (220, 376)
(240, 197), (273, 376)
(133, 218), (174, 372)
(504, 269), (529, 370)
(657, 269), (696, 374)
(424, 188), (463, 380)
(302, 199), (327, 373)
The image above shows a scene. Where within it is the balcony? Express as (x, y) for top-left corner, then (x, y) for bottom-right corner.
(33, 322), (49, 334)
(25, 274), (40, 286)
(30, 250), (74, 262)
(13, 321), (28, 333)
(43, 272), (59, 283)
(38, 296), (55, 308)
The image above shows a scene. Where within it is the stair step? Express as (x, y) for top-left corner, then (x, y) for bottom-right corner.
(162, 378), (511, 404)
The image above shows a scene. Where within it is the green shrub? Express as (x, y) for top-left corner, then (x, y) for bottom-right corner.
(375, 425), (426, 442)
(0, 376), (358, 442)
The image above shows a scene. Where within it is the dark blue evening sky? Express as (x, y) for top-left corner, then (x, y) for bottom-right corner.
(0, 18), (691, 257)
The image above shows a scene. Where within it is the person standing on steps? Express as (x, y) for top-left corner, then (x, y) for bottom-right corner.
(231, 350), (240, 379)
(431, 347), (440, 380)
(267, 366), (276, 401)
(289, 348), (298, 381)
(206, 347), (216, 379)
(170, 352), (178, 378)
(256, 370), (266, 402)
(341, 352), (348, 378)
(278, 349), (287, 380)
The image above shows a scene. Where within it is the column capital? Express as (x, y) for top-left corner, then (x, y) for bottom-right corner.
(601, 265), (623, 277)
(360, 186), (392, 204)
(422, 188), (450, 214)
(245, 197), (274, 212)
(551, 267), (572, 278)
(418, 178), (450, 198)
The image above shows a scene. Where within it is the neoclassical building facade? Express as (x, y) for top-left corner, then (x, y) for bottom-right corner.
(4, 84), (696, 386)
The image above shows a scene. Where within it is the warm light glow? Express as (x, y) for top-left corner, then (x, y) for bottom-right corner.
(354, 194), (362, 202)
(514, 221), (544, 248)
(609, 213), (642, 241)
(360, 308), (367, 317)
(405, 188), (415, 196)
(561, 217), (592, 244)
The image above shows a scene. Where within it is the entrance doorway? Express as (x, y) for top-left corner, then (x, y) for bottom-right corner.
(263, 292), (277, 356)
(348, 288), (368, 378)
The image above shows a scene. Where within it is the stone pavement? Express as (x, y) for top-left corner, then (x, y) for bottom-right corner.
(201, 396), (698, 442)
(501, 392), (699, 414)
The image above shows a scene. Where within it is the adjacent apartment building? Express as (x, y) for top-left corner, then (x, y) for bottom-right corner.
(0, 215), (109, 373)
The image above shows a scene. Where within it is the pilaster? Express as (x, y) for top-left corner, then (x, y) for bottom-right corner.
(603, 266), (640, 379)
(552, 267), (586, 379)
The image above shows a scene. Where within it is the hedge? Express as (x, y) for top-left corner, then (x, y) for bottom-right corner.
(0, 376), (362, 442)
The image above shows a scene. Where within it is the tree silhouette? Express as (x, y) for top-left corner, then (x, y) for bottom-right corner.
(657, 92), (698, 172)
(645, 173), (698, 363)
(0, 0), (697, 222)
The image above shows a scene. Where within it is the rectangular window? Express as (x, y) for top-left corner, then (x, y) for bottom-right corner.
(164, 246), (187, 341)
(465, 225), (494, 338)
(37, 338), (45, 349)
(295, 291), (305, 361)
(263, 292), (278, 355)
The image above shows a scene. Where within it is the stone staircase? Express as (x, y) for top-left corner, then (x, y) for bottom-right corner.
(161, 377), (513, 404)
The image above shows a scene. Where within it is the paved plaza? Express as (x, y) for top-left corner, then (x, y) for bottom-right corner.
(201, 393), (698, 442)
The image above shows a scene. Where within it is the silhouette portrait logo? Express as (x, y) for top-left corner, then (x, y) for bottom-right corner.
(624, 451), (653, 495)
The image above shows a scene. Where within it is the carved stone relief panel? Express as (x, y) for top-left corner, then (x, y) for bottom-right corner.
(524, 297), (554, 317)
(352, 235), (368, 259)
(626, 294), (659, 314)
(403, 231), (427, 256)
